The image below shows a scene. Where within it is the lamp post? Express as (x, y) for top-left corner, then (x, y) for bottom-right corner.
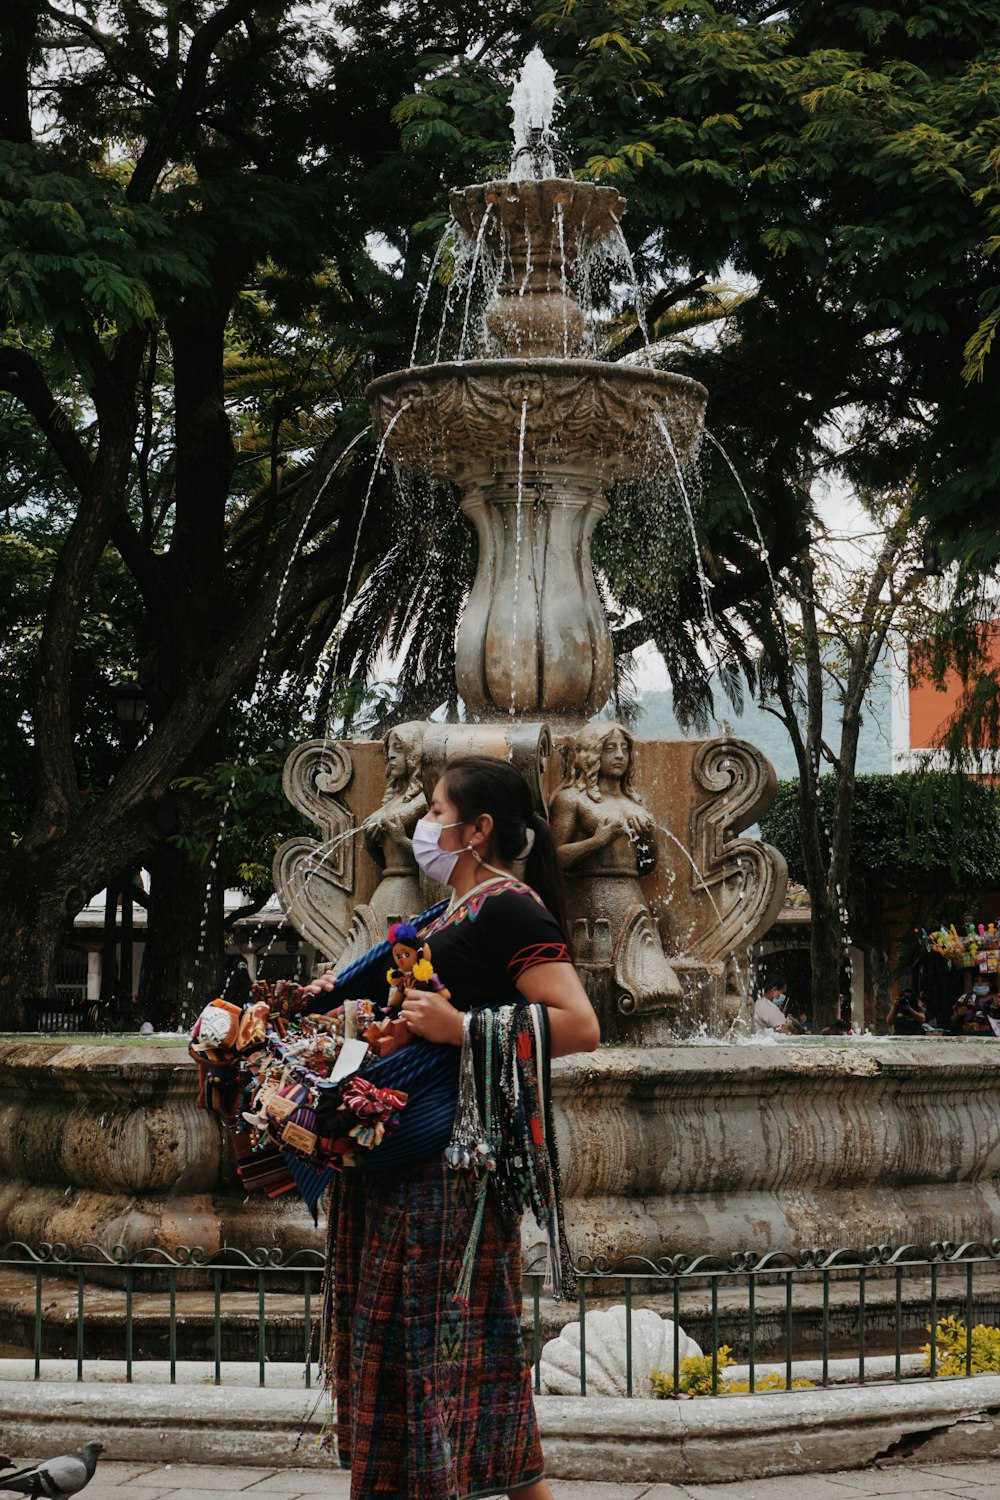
(110, 680), (148, 1019)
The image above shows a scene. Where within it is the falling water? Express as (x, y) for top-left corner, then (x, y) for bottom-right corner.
(650, 410), (716, 631)
(610, 214), (651, 360)
(510, 395), (529, 716)
(193, 423), (373, 988)
(519, 224), (533, 296)
(410, 224), (457, 366)
(434, 236), (470, 364)
(227, 406), (415, 974)
(458, 204), (494, 360)
(337, 403), (410, 633)
(704, 431), (779, 600)
(509, 46), (559, 179)
(555, 203), (569, 356)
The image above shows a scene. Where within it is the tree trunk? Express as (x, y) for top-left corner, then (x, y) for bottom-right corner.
(0, 860), (75, 1026)
(138, 844), (226, 1030)
(808, 883), (844, 1031)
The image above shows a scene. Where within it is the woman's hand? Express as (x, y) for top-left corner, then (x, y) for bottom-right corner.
(299, 970), (337, 1001)
(400, 987), (465, 1045)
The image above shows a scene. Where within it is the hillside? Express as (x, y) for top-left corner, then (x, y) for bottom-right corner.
(634, 667), (894, 780)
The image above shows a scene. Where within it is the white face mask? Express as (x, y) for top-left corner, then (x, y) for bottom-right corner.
(411, 817), (464, 884)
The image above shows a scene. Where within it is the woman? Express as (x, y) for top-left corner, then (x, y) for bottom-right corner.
(303, 754), (600, 1500)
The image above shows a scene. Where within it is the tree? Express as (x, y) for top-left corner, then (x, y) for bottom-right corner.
(0, 1), (398, 1021)
(761, 771), (1000, 1018)
(7, 0), (1000, 1024)
(741, 493), (950, 1027)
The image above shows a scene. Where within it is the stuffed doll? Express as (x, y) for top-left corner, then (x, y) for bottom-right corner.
(363, 922), (452, 1058)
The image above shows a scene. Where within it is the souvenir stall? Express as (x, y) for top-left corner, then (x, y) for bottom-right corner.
(921, 924), (1000, 1035)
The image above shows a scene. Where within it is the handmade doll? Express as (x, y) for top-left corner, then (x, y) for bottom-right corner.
(363, 921), (452, 1057)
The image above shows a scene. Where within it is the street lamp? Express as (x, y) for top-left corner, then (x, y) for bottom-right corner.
(108, 680), (148, 1019)
(112, 680), (148, 752)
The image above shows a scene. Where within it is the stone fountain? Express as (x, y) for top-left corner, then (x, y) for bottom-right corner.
(0, 55), (998, 1278)
(272, 52), (791, 1261)
(267, 56), (1000, 1269)
(276, 59), (787, 1048)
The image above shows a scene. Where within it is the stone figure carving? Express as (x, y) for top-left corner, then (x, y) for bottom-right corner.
(271, 740), (355, 960)
(332, 723), (427, 973)
(550, 723), (682, 1036)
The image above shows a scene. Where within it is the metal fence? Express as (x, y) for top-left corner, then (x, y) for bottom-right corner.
(2, 1239), (999, 1396)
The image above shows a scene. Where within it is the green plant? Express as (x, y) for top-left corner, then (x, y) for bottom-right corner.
(650, 1348), (812, 1397)
(924, 1316), (1000, 1375)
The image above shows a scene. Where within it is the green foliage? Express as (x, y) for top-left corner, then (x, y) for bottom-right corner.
(170, 748), (309, 903)
(924, 1316), (1000, 1376)
(760, 772), (1000, 896)
(650, 1347), (812, 1395)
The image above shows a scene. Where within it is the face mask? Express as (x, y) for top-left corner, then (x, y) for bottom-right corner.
(411, 818), (464, 884)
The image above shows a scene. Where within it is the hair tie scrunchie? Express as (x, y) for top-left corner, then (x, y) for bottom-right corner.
(517, 827), (536, 860)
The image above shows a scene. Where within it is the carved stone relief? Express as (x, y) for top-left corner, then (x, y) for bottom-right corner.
(551, 722), (682, 1040)
(332, 723), (427, 975)
(687, 738), (788, 965)
(271, 740), (355, 961)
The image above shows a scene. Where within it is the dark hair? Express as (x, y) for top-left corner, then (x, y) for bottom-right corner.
(438, 754), (567, 933)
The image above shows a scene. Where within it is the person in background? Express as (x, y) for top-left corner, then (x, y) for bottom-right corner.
(754, 979), (791, 1034)
(887, 988), (927, 1036)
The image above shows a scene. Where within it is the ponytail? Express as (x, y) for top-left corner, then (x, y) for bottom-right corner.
(524, 810), (568, 936)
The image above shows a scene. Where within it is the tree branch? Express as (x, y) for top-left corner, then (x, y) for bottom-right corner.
(127, 0), (258, 204)
(0, 346), (93, 495)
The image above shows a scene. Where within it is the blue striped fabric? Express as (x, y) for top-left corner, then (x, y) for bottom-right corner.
(321, 900), (450, 1005)
(351, 1038), (463, 1173)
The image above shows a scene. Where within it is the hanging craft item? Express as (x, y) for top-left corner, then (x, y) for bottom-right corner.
(922, 922), (999, 970)
(189, 981), (410, 1216)
(445, 1003), (572, 1305)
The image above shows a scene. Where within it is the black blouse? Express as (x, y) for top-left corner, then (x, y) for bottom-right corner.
(417, 877), (571, 1011)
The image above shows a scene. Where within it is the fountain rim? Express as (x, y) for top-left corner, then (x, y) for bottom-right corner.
(365, 357), (709, 410)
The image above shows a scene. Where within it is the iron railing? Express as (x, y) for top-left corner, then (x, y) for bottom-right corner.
(2, 1239), (999, 1396)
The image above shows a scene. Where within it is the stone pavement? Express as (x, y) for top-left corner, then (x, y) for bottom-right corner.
(63, 1457), (1000, 1500)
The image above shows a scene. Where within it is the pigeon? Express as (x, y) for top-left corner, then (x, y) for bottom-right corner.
(0, 1443), (103, 1500)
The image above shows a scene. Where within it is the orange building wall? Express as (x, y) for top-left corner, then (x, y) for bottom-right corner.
(909, 629), (1000, 751)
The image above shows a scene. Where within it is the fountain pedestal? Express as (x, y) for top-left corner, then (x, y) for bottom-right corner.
(456, 467), (612, 715)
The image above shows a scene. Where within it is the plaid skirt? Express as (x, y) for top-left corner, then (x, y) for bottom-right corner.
(328, 1156), (544, 1500)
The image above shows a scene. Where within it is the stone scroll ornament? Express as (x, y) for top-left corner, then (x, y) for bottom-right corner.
(687, 738), (788, 965)
(272, 740), (356, 961)
(550, 722), (682, 1031)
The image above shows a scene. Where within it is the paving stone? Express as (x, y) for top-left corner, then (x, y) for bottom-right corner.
(681, 1478), (873, 1500)
(822, 1466), (979, 1492)
(549, 1484), (652, 1499)
(136, 1467), (280, 1491)
(910, 1464), (1000, 1485)
(634, 1486), (706, 1499)
(84, 1489), (176, 1500)
(241, 1474), (351, 1497)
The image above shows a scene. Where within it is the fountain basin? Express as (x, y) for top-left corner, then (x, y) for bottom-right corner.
(2, 1037), (998, 1272)
(0, 1039), (320, 1257)
(366, 359), (707, 487)
(545, 1039), (1000, 1263)
(450, 178), (627, 261)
